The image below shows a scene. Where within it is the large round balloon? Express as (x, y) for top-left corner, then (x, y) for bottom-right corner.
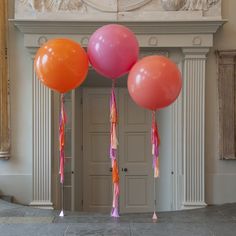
(87, 24), (139, 79)
(128, 55), (182, 110)
(34, 38), (89, 93)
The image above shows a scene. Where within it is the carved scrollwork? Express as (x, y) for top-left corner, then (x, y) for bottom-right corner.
(18, 0), (221, 14)
(181, 0), (220, 11)
(19, 0), (85, 12)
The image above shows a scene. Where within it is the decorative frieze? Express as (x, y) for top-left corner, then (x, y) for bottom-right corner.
(15, 0), (221, 20)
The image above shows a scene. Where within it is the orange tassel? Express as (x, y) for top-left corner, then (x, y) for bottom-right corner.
(112, 159), (119, 184)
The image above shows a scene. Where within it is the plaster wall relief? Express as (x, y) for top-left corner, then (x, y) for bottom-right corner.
(15, 0), (221, 20)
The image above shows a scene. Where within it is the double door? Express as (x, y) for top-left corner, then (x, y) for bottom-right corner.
(83, 88), (154, 213)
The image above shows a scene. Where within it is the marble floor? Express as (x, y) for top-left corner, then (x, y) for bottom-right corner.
(0, 200), (236, 236)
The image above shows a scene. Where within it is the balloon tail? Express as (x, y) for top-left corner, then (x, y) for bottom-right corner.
(59, 210), (64, 217)
(111, 207), (120, 218)
(152, 212), (158, 221)
(110, 85), (120, 218)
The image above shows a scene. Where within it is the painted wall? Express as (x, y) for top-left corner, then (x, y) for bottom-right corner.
(1, 0), (236, 206)
(0, 0), (32, 204)
(205, 0), (236, 204)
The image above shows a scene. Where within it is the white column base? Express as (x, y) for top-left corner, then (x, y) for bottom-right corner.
(30, 201), (54, 210)
(182, 201), (207, 210)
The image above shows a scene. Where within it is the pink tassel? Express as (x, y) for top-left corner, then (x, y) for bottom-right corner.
(152, 212), (158, 221)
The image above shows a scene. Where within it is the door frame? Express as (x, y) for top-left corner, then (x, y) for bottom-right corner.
(52, 86), (182, 212)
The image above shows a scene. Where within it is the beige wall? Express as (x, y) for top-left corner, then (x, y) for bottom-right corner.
(0, 0), (32, 204)
(205, 0), (236, 204)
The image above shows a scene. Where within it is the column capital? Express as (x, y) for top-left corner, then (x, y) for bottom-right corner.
(182, 48), (210, 59)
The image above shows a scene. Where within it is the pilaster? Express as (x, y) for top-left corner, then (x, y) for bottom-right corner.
(182, 48), (209, 208)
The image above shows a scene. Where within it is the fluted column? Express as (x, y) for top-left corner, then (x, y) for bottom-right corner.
(182, 48), (209, 208)
(0, 0), (10, 159)
(30, 58), (53, 208)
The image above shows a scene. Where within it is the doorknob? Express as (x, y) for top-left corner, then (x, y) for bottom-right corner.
(124, 168), (128, 172)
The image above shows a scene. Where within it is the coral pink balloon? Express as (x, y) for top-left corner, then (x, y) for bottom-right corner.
(128, 55), (182, 110)
(88, 24), (139, 79)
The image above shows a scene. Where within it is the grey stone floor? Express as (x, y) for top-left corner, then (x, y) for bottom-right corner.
(0, 200), (236, 236)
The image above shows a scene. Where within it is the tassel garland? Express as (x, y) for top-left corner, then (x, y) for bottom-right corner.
(110, 86), (120, 218)
(59, 94), (67, 184)
(151, 111), (160, 178)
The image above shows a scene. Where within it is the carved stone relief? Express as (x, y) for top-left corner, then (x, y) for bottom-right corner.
(19, 0), (85, 12)
(160, 0), (186, 11)
(15, 0), (222, 19)
(181, 0), (219, 11)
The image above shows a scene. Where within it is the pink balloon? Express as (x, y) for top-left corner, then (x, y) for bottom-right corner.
(88, 24), (139, 80)
(128, 55), (182, 111)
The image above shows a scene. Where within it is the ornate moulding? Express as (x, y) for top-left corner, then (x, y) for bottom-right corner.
(15, 0), (222, 20)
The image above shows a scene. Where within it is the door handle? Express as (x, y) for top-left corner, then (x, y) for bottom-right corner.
(110, 168), (112, 172)
(123, 168), (128, 172)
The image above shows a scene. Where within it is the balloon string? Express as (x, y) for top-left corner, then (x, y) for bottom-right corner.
(110, 85), (119, 218)
(59, 94), (67, 184)
(112, 80), (115, 89)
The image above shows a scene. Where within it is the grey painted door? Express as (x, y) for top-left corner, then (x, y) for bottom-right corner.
(82, 88), (171, 213)
(118, 88), (154, 213)
(83, 88), (112, 212)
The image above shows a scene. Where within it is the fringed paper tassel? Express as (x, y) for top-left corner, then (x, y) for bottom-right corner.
(151, 111), (160, 221)
(59, 94), (67, 217)
(151, 111), (160, 178)
(59, 94), (67, 184)
(111, 159), (120, 217)
(110, 85), (120, 218)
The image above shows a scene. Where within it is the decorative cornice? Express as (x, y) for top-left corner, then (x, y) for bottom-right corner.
(216, 49), (236, 57)
(11, 19), (225, 35)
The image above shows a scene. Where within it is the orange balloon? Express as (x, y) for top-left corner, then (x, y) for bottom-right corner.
(34, 38), (89, 93)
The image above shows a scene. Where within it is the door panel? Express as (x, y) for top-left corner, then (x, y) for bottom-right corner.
(119, 89), (153, 213)
(90, 176), (112, 207)
(83, 88), (112, 212)
(125, 176), (148, 207)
